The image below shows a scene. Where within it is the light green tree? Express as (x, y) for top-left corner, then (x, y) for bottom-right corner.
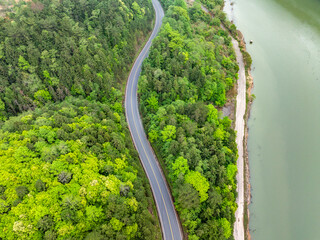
(207, 104), (218, 125)
(161, 125), (176, 142)
(219, 218), (232, 239)
(226, 164), (237, 182)
(18, 56), (30, 71)
(185, 171), (210, 202)
(34, 89), (52, 105)
(86, 205), (104, 223)
(171, 156), (189, 176)
(110, 217), (124, 231)
(148, 129), (159, 143)
(147, 94), (159, 112)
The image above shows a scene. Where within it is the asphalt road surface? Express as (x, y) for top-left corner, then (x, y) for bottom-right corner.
(124, 0), (183, 239)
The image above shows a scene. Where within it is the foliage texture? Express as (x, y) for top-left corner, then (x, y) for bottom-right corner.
(0, 98), (160, 239)
(139, 0), (239, 239)
(0, 0), (161, 239)
(0, 0), (153, 119)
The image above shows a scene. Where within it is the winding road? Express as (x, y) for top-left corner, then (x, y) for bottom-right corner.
(124, 0), (183, 239)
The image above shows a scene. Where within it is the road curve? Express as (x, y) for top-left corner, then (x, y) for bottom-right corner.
(124, 0), (183, 239)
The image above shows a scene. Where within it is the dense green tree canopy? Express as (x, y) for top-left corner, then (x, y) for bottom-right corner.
(0, 98), (160, 239)
(0, 0), (241, 238)
(0, 0), (153, 119)
(139, 0), (239, 239)
(0, 0), (161, 239)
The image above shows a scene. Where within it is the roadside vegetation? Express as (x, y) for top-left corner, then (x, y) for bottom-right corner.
(139, 0), (239, 239)
(0, 0), (161, 239)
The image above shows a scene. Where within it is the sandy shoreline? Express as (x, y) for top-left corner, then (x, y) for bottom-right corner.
(236, 26), (254, 240)
(223, 1), (254, 240)
(237, 21), (254, 240)
(200, 2), (253, 239)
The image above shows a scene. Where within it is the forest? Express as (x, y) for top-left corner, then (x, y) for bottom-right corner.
(0, 0), (240, 238)
(0, 0), (161, 239)
(0, 0), (153, 119)
(0, 98), (160, 239)
(138, 0), (239, 239)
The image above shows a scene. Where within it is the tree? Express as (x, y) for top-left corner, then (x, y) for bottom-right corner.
(58, 171), (72, 184)
(0, 185), (6, 195)
(85, 231), (105, 240)
(226, 164), (237, 182)
(161, 125), (176, 142)
(132, 2), (145, 19)
(176, 183), (200, 210)
(185, 171), (210, 203)
(61, 208), (77, 223)
(207, 104), (218, 125)
(37, 215), (54, 232)
(110, 217), (124, 231)
(18, 55), (30, 71)
(0, 199), (10, 214)
(120, 185), (130, 197)
(171, 156), (189, 176)
(62, 195), (81, 210)
(15, 186), (29, 199)
(35, 179), (46, 192)
(86, 205), (105, 223)
(148, 129), (159, 143)
(146, 94), (159, 112)
(34, 89), (52, 105)
(12, 198), (22, 207)
(219, 218), (231, 239)
(44, 230), (57, 240)
(0, 99), (5, 120)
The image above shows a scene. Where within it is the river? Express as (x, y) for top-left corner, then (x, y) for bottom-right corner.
(225, 0), (320, 239)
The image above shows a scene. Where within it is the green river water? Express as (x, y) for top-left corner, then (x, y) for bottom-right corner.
(225, 0), (320, 239)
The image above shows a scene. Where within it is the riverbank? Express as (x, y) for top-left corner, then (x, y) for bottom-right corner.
(242, 42), (254, 240)
(235, 31), (254, 240)
(236, 24), (254, 240)
(223, 1), (254, 239)
(199, 3), (252, 240)
(237, 30), (254, 240)
(225, 0), (320, 239)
